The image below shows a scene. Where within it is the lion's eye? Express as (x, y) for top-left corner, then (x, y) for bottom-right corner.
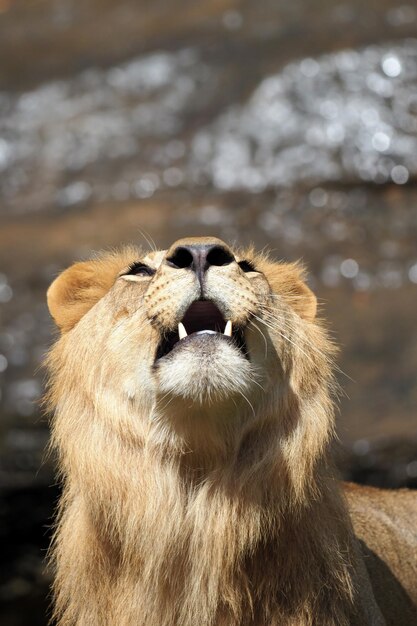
(238, 260), (256, 273)
(125, 262), (155, 277)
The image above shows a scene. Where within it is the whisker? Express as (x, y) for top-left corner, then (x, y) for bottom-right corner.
(247, 376), (265, 393)
(253, 313), (317, 368)
(247, 319), (268, 359)
(251, 310), (337, 379)
(113, 318), (153, 348)
(237, 389), (256, 419)
(136, 227), (157, 252)
(259, 305), (351, 382)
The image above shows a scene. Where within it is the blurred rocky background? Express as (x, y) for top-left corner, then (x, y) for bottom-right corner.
(0, 0), (417, 624)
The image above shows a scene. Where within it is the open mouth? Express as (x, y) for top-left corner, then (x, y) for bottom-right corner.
(155, 300), (247, 361)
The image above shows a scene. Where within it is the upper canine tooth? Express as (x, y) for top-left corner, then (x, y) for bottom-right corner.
(224, 320), (232, 337)
(178, 322), (188, 340)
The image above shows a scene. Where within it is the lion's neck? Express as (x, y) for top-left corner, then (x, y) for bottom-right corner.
(54, 401), (356, 626)
(75, 445), (355, 626)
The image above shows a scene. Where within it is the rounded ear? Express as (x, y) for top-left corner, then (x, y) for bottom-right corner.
(290, 278), (317, 321)
(47, 261), (104, 333)
(47, 247), (142, 332)
(47, 252), (127, 332)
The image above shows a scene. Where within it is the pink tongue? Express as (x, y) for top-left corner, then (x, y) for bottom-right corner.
(181, 301), (225, 334)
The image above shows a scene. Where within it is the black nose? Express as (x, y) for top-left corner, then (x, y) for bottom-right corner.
(167, 244), (234, 281)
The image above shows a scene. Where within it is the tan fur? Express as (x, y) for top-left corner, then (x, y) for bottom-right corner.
(45, 237), (417, 626)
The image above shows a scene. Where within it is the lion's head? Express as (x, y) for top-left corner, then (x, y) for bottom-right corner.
(47, 236), (333, 492)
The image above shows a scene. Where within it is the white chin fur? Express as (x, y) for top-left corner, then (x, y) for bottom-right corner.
(156, 335), (256, 404)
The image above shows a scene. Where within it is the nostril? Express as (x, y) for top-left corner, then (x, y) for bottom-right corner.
(167, 247), (194, 269)
(206, 246), (234, 267)
(166, 243), (235, 273)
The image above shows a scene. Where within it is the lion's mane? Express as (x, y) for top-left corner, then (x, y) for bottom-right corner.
(45, 240), (378, 626)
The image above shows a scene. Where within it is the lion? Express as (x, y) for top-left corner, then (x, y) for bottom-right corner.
(45, 236), (417, 626)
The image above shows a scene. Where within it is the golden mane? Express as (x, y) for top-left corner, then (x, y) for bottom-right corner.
(45, 237), (417, 626)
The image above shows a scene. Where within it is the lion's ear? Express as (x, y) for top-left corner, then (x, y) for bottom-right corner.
(289, 277), (317, 321)
(47, 259), (115, 332)
(280, 263), (317, 321)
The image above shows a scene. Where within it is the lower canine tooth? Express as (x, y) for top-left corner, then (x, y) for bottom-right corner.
(224, 320), (232, 337)
(178, 322), (187, 339)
